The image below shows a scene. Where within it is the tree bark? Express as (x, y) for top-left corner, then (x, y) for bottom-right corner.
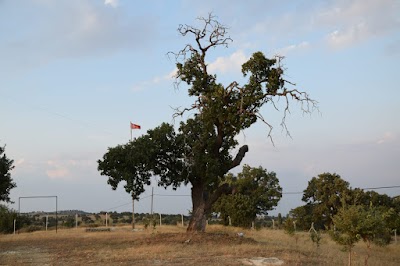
(187, 182), (233, 232)
(187, 183), (208, 232)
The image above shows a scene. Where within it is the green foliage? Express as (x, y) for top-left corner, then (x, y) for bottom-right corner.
(142, 214), (158, 230)
(283, 217), (296, 236)
(294, 172), (400, 233)
(277, 213), (282, 226)
(212, 165), (282, 227)
(302, 173), (351, 229)
(330, 204), (392, 265)
(330, 206), (362, 251)
(0, 205), (17, 233)
(62, 216), (76, 228)
(289, 205), (321, 230)
(0, 145), (16, 203)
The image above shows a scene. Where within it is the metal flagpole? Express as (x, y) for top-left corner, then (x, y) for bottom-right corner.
(129, 121), (141, 230)
(130, 122), (135, 229)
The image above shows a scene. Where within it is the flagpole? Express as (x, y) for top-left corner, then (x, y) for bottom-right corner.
(130, 121), (134, 229)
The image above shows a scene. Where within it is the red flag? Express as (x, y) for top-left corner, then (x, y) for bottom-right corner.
(130, 122), (141, 129)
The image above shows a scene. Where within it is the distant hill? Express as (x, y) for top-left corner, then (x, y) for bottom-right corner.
(24, 210), (90, 216)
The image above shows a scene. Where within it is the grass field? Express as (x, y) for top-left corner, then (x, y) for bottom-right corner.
(1, 225), (399, 265)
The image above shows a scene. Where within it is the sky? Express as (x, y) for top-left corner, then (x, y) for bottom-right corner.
(1, 0), (399, 216)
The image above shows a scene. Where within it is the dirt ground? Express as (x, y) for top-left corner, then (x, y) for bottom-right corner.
(1, 226), (400, 265)
(0, 229), (268, 265)
(0, 228), (274, 265)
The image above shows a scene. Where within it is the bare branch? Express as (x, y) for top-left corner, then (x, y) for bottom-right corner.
(254, 112), (275, 146)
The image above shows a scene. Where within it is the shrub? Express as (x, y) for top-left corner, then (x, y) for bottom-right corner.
(0, 205), (17, 234)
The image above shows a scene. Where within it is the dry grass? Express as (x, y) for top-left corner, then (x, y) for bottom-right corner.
(0, 225), (399, 265)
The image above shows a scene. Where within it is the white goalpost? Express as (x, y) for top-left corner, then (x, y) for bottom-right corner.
(18, 196), (58, 233)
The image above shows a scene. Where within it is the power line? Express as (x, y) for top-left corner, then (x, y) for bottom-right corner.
(104, 194), (152, 211)
(283, 185), (400, 195)
(363, 185), (400, 190)
(154, 194), (190, 197)
(282, 191), (303, 195)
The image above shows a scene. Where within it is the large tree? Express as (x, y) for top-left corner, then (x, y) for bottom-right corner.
(98, 14), (317, 232)
(0, 145), (15, 203)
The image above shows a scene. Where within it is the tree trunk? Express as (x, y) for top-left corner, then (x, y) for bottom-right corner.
(187, 181), (233, 232)
(348, 247), (352, 266)
(131, 194), (135, 229)
(187, 184), (208, 232)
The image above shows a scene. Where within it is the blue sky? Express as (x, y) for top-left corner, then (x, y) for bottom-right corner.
(1, 0), (399, 216)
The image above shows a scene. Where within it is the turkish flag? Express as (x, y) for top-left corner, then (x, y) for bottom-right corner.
(130, 122), (141, 129)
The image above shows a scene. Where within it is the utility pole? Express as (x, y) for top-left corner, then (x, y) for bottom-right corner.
(150, 187), (154, 215)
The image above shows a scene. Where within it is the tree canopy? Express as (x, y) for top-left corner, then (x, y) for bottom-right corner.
(212, 165), (282, 227)
(98, 14), (317, 232)
(290, 172), (400, 232)
(301, 173), (351, 229)
(0, 145), (15, 203)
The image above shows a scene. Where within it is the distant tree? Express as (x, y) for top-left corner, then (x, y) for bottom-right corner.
(213, 165), (282, 227)
(289, 205), (317, 230)
(388, 196), (400, 231)
(0, 145), (16, 203)
(47, 216), (57, 227)
(351, 188), (394, 208)
(277, 213), (283, 227)
(63, 216), (75, 228)
(291, 175), (400, 232)
(302, 173), (351, 229)
(98, 14), (317, 232)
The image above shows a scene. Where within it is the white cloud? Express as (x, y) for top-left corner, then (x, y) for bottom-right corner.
(208, 50), (248, 75)
(132, 50), (247, 93)
(377, 131), (396, 144)
(104, 0), (119, 8)
(275, 41), (310, 56)
(0, 1), (156, 74)
(45, 159), (95, 180)
(327, 21), (374, 49)
(132, 69), (177, 92)
(46, 167), (69, 179)
(14, 158), (25, 167)
(318, 0), (400, 48)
